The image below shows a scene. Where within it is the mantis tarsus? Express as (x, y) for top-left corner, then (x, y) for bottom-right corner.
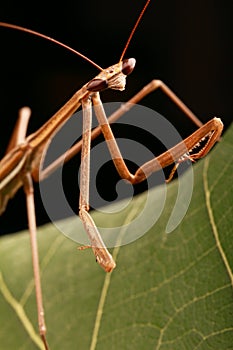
(0, 0), (223, 348)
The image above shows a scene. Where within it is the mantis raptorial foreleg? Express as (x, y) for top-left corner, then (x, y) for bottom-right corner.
(92, 92), (222, 184)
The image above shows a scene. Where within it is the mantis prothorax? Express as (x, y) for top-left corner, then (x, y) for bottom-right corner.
(0, 0), (223, 348)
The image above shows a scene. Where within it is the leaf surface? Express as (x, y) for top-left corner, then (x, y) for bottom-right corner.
(0, 124), (232, 350)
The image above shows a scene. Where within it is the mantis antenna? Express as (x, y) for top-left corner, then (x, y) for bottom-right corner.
(0, 21), (103, 71)
(119, 0), (151, 62)
(0, 0), (151, 71)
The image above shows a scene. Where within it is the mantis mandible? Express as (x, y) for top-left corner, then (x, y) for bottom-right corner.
(0, 0), (223, 348)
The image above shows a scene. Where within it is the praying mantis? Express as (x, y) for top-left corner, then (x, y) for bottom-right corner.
(0, 0), (224, 348)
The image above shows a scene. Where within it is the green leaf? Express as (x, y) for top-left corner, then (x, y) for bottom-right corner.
(0, 124), (233, 350)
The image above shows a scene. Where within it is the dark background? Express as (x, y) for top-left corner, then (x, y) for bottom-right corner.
(0, 0), (232, 235)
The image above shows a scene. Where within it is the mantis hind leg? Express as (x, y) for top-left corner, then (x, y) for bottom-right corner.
(5, 107), (31, 153)
(23, 172), (50, 349)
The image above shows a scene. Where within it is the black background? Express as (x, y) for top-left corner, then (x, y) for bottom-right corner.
(0, 0), (232, 235)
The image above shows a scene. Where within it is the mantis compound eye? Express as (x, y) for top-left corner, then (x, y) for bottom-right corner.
(87, 78), (108, 92)
(122, 58), (136, 75)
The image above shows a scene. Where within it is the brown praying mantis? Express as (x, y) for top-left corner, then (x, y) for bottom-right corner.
(0, 0), (224, 348)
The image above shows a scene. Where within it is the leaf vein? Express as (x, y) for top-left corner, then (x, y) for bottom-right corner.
(155, 283), (231, 349)
(20, 231), (65, 306)
(0, 271), (44, 349)
(203, 157), (233, 288)
(89, 204), (140, 350)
